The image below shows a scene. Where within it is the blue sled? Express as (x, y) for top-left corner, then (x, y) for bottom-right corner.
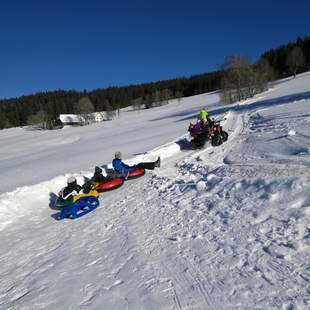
(58, 196), (99, 220)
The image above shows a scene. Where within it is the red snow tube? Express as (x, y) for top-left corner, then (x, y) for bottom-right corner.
(127, 168), (145, 179)
(96, 178), (124, 192)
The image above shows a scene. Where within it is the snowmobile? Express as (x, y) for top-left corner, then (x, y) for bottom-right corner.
(55, 190), (100, 219)
(188, 120), (228, 149)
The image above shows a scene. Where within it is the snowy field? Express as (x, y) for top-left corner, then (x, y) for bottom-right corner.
(0, 72), (310, 309)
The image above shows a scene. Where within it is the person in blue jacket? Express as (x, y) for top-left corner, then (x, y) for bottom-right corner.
(112, 151), (160, 175)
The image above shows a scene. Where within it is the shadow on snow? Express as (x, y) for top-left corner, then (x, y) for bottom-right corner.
(175, 91), (310, 123)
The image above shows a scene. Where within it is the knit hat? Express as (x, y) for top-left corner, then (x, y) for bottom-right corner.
(67, 176), (76, 184)
(95, 166), (102, 173)
(115, 151), (122, 159)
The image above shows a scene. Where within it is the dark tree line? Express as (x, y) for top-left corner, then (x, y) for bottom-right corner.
(0, 36), (309, 129)
(0, 71), (222, 129)
(0, 91), (81, 129)
(260, 36), (310, 78)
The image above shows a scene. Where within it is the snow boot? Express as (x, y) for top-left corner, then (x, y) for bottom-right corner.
(155, 157), (161, 168)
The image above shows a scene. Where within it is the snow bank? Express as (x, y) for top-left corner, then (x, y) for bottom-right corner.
(1, 72), (310, 309)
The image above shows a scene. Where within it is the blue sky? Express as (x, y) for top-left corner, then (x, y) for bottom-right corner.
(0, 0), (309, 99)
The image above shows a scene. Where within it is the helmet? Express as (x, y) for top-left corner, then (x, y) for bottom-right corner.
(67, 176), (76, 184)
(115, 151), (122, 159)
(95, 166), (102, 173)
(198, 108), (208, 122)
(201, 108), (208, 115)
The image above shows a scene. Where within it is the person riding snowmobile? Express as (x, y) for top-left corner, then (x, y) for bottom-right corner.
(198, 108), (214, 129)
(59, 177), (83, 200)
(188, 109), (215, 148)
(112, 151), (160, 175)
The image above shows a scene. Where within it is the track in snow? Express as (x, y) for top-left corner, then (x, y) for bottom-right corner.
(1, 79), (310, 309)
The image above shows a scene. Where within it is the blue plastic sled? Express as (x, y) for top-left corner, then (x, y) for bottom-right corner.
(58, 196), (99, 220)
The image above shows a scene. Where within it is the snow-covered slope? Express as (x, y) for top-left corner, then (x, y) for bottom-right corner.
(0, 91), (219, 194)
(0, 72), (310, 309)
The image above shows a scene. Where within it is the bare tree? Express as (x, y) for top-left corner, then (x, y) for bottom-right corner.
(131, 97), (144, 110)
(221, 55), (252, 103)
(175, 90), (183, 102)
(151, 90), (162, 106)
(220, 55), (272, 104)
(160, 89), (173, 105)
(286, 46), (306, 78)
(104, 100), (116, 120)
(254, 58), (275, 92)
(112, 102), (121, 118)
(75, 97), (95, 124)
(144, 94), (153, 109)
(27, 110), (49, 129)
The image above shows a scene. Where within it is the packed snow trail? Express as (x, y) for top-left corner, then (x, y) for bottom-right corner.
(1, 72), (310, 309)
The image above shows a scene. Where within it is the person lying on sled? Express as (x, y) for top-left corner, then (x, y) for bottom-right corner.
(59, 176), (83, 200)
(92, 166), (111, 183)
(82, 166), (111, 193)
(112, 151), (160, 175)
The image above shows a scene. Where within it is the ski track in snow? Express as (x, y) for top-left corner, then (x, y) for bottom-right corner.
(1, 73), (310, 309)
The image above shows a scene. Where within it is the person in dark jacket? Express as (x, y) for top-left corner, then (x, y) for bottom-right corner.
(82, 166), (111, 193)
(112, 151), (160, 174)
(92, 166), (110, 183)
(59, 176), (82, 200)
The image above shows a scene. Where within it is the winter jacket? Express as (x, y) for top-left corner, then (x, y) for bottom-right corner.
(193, 122), (202, 130)
(92, 172), (109, 183)
(198, 109), (213, 125)
(60, 184), (82, 200)
(112, 158), (135, 174)
(198, 109), (208, 122)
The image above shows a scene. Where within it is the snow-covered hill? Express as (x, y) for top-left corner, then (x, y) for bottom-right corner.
(0, 72), (310, 309)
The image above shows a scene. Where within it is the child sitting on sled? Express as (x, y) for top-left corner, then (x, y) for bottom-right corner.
(112, 151), (160, 175)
